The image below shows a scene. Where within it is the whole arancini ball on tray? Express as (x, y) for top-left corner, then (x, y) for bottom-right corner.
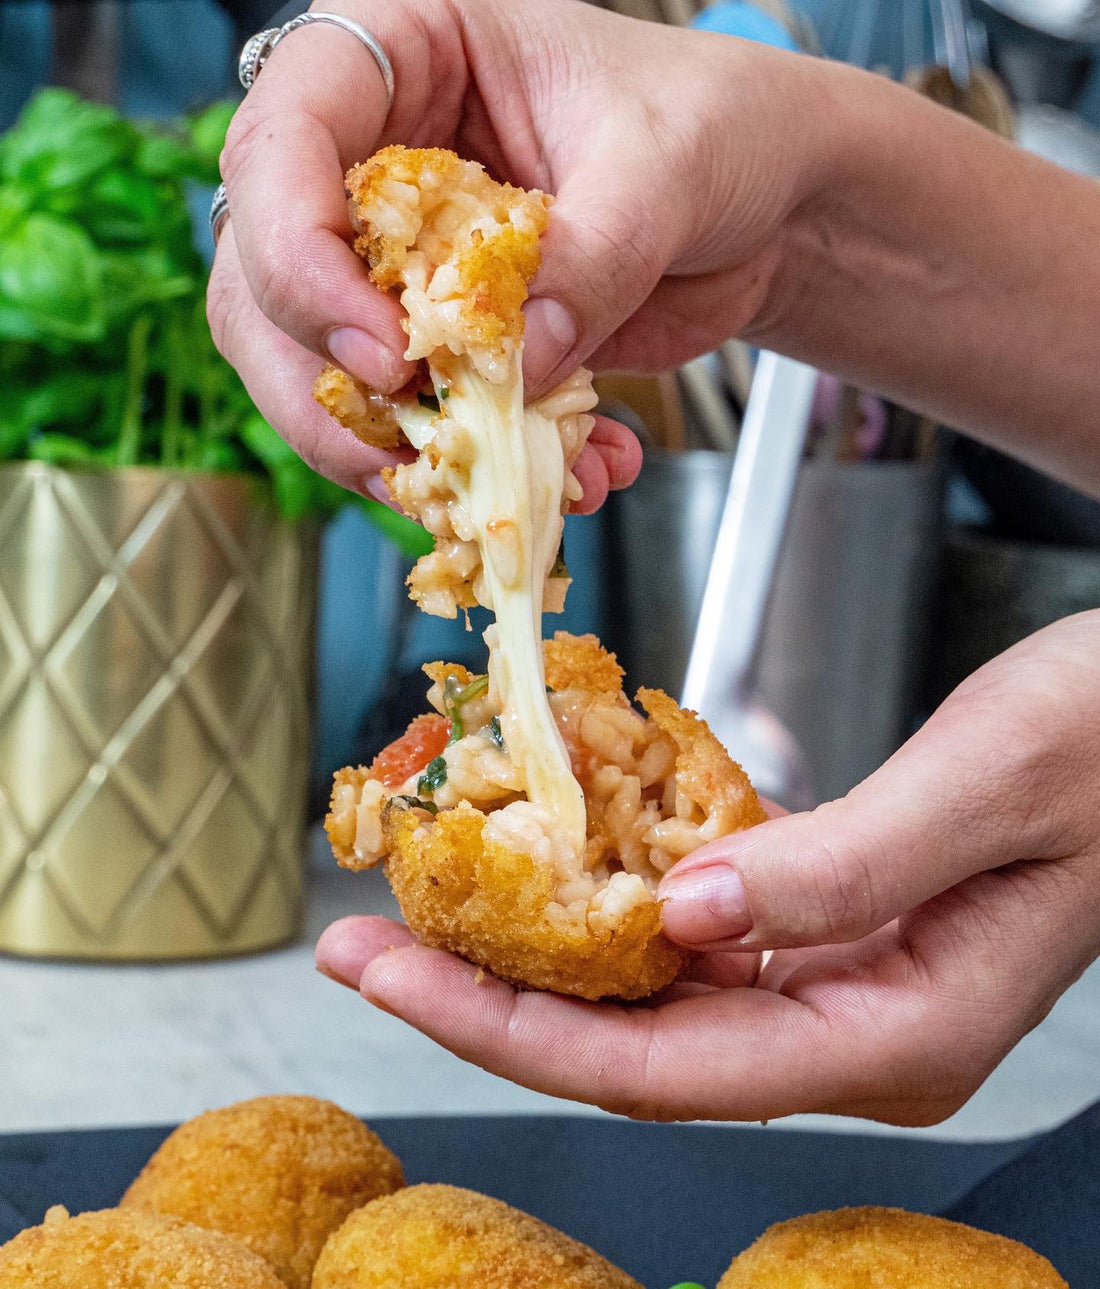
(120, 1095), (403, 1289)
(312, 1183), (640, 1289)
(719, 1206), (1068, 1287)
(0, 1205), (283, 1288)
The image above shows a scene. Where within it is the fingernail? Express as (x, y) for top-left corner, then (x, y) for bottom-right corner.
(326, 326), (406, 390)
(658, 864), (753, 945)
(315, 917), (382, 987)
(316, 962), (356, 989)
(522, 297), (577, 391)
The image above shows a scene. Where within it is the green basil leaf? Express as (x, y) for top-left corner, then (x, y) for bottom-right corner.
(26, 433), (99, 465)
(2, 89), (136, 191)
(135, 132), (197, 181)
(240, 413), (296, 467)
(195, 439), (245, 473)
(19, 372), (103, 427)
(0, 414), (31, 460)
(485, 715), (505, 750)
(0, 214), (105, 343)
(417, 755), (448, 797)
(82, 169), (165, 243)
(0, 185), (29, 239)
(99, 249), (194, 322)
(187, 101), (237, 184)
(270, 459), (315, 519)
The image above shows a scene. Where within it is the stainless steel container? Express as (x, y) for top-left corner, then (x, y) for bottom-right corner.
(0, 463), (319, 959)
(925, 526), (1100, 706)
(606, 451), (942, 803)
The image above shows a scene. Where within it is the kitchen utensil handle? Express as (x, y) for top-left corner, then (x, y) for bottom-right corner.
(682, 351), (817, 712)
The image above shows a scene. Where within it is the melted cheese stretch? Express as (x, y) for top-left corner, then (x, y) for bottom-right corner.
(393, 354), (588, 857)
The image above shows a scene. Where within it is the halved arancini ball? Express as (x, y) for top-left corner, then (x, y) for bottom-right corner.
(120, 1095), (403, 1289)
(329, 634), (766, 1000)
(0, 1205), (283, 1288)
(312, 1184), (641, 1289)
(718, 1207), (1068, 1287)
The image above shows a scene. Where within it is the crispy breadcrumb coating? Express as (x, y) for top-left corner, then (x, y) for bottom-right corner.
(326, 634), (765, 1000)
(313, 366), (403, 450)
(718, 1208), (1069, 1288)
(120, 1096), (403, 1289)
(544, 631), (625, 696)
(343, 145), (548, 367)
(0, 1206), (283, 1288)
(311, 1184), (641, 1289)
(382, 799), (684, 1000)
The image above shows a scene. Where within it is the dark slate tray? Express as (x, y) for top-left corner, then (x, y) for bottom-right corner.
(3, 1106), (1097, 1286)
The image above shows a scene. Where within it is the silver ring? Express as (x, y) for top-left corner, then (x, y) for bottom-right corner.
(238, 11), (395, 114)
(209, 181), (230, 245)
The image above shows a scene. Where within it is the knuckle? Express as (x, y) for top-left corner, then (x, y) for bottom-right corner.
(572, 201), (665, 314)
(251, 250), (302, 333)
(219, 103), (269, 187)
(797, 819), (880, 942)
(205, 267), (243, 363)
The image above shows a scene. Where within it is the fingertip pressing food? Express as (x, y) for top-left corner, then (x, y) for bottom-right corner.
(0, 1205), (284, 1288)
(718, 1207), (1069, 1287)
(120, 1094), (403, 1289)
(311, 1183), (641, 1289)
(318, 146), (766, 999)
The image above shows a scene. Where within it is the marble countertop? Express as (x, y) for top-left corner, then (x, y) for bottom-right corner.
(3, 828), (1098, 1140)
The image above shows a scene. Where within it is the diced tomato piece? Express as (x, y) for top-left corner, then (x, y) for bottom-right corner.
(369, 714), (451, 789)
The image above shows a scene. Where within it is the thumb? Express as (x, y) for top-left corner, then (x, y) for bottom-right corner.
(521, 159), (678, 395)
(657, 686), (1060, 951)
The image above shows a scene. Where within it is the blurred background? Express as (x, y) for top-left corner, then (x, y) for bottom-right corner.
(1, 0), (1099, 1141)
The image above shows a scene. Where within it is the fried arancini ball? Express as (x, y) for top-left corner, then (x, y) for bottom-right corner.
(120, 1095), (403, 1289)
(0, 1205), (284, 1288)
(327, 633), (765, 1000)
(382, 799), (685, 1000)
(311, 1184), (641, 1289)
(718, 1207), (1068, 1287)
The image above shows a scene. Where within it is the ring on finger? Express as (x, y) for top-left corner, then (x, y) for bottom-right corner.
(209, 12), (396, 246)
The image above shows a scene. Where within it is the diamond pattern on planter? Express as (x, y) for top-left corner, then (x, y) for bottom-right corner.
(0, 463), (316, 959)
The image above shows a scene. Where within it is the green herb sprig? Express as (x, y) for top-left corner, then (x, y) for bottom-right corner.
(442, 673), (490, 744)
(0, 88), (431, 558)
(417, 755), (448, 797)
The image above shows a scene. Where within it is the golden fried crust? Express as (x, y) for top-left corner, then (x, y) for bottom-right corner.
(345, 146), (465, 290)
(312, 1184), (641, 1289)
(638, 688), (767, 829)
(453, 222), (541, 350)
(718, 1207), (1069, 1288)
(383, 802), (685, 1000)
(120, 1096), (404, 1289)
(311, 365), (405, 449)
(0, 1207), (283, 1289)
(345, 144), (549, 342)
(327, 766), (372, 865)
(544, 632), (625, 698)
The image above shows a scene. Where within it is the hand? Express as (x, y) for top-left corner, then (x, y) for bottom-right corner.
(207, 0), (827, 504)
(316, 612), (1100, 1125)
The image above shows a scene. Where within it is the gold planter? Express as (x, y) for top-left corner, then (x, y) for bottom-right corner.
(0, 462), (319, 959)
